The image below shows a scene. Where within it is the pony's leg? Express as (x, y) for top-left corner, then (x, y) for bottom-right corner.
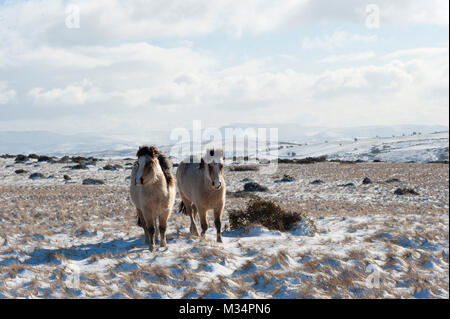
(144, 214), (156, 252)
(158, 210), (170, 248)
(144, 228), (150, 245)
(198, 207), (209, 239)
(137, 208), (150, 245)
(190, 204), (200, 236)
(214, 204), (224, 243)
(181, 195), (199, 236)
(154, 216), (160, 245)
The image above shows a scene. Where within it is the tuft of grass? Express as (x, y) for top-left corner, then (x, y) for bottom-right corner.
(229, 199), (312, 232)
(226, 190), (261, 199)
(229, 164), (259, 172)
(278, 156), (327, 164)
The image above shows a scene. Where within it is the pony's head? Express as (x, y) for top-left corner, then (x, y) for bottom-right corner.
(201, 148), (224, 190)
(135, 146), (163, 186)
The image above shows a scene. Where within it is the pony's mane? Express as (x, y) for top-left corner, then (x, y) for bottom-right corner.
(136, 145), (174, 187)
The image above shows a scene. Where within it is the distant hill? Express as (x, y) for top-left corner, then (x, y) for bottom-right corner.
(0, 131), (136, 155)
(0, 124), (448, 162)
(218, 123), (449, 144)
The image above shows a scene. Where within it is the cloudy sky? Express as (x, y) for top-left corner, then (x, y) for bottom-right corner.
(0, 0), (448, 139)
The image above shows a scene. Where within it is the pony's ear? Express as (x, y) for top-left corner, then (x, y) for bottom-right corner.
(199, 158), (205, 169)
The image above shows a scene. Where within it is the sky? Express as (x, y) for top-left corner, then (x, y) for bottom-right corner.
(0, 0), (448, 139)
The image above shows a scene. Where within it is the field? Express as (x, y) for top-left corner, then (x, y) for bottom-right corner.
(0, 157), (448, 298)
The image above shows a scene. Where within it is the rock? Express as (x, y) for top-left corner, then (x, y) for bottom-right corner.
(15, 169), (28, 174)
(82, 178), (104, 185)
(37, 155), (52, 162)
(394, 188), (419, 196)
(275, 174), (295, 183)
(63, 175), (71, 181)
(241, 178), (253, 182)
(0, 154), (15, 159)
(71, 164), (87, 170)
(310, 179), (324, 185)
(243, 182), (268, 192)
(362, 177), (372, 185)
(103, 164), (122, 171)
(29, 173), (45, 180)
(58, 156), (70, 163)
(386, 178), (400, 183)
(28, 154), (39, 159)
(339, 182), (355, 187)
(15, 154), (28, 163)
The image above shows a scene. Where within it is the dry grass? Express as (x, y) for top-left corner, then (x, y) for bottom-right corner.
(229, 165), (260, 172)
(0, 160), (447, 299)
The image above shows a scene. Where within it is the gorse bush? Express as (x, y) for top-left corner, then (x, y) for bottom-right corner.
(229, 199), (312, 232)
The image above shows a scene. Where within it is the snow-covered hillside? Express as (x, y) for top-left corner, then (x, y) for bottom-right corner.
(1, 129), (448, 163)
(275, 131), (449, 163)
(162, 131), (449, 163)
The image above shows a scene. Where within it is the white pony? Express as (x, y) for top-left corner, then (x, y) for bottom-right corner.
(130, 146), (176, 251)
(176, 148), (226, 242)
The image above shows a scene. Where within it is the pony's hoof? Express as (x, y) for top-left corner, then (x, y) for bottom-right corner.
(217, 237), (223, 243)
(190, 229), (199, 236)
(190, 227), (200, 236)
(148, 245), (154, 252)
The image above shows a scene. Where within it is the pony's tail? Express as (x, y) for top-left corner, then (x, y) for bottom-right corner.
(178, 201), (187, 215)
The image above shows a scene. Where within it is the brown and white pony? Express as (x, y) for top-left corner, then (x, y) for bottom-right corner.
(130, 146), (176, 251)
(176, 148), (226, 242)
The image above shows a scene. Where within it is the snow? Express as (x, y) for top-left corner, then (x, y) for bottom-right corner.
(0, 134), (448, 299)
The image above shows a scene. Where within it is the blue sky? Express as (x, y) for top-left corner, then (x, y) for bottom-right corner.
(0, 0), (448, 139)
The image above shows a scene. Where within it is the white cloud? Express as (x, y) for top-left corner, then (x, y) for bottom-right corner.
(382, 47), (449, 60)
(302, 31), (377, 50)
(0, 83), (16, 104)
(0, 0), (447, 48)
(320, 51), (375, 63)
(20, 47), (448, 128)
(0, 1), (448, 134)
(28, 79), (102, 105)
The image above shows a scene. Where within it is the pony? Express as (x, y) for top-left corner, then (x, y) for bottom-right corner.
(130, 146), (176, 251)
(176, 148), (226, 242)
